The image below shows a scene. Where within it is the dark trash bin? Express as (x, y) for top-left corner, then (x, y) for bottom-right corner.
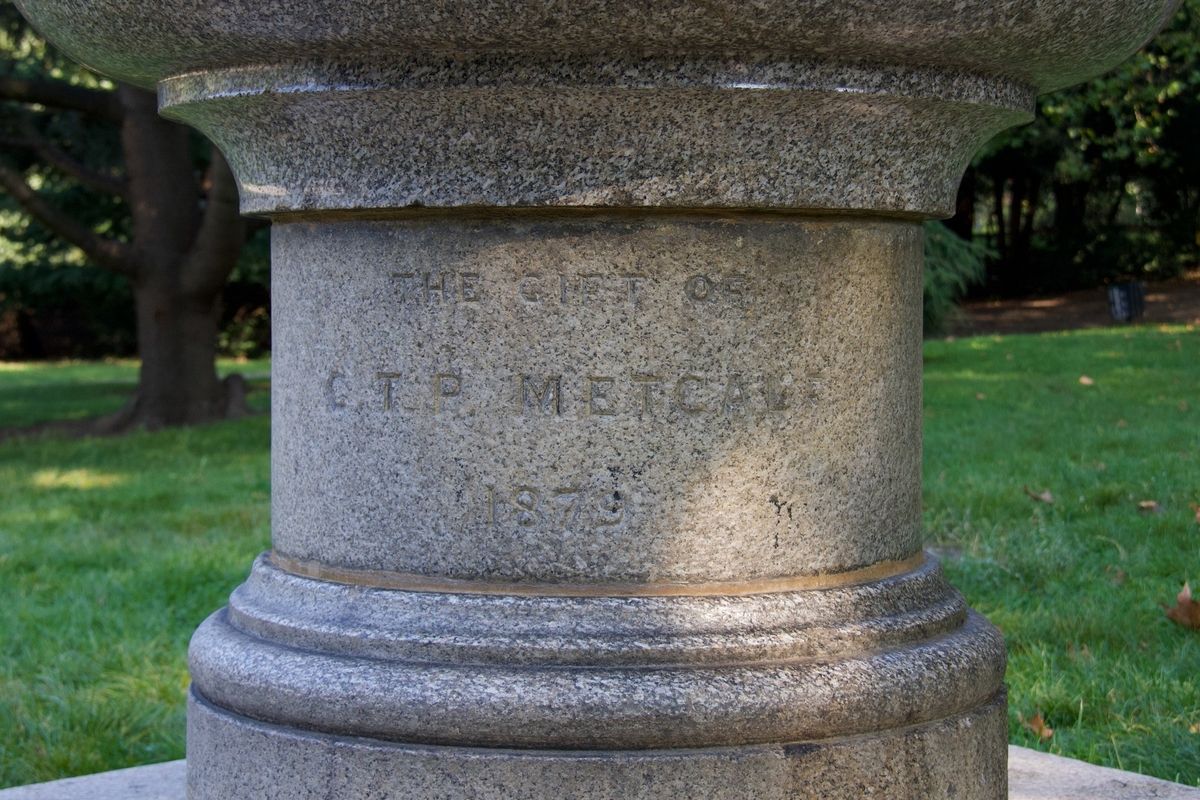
(1107, 280), (1145, 322)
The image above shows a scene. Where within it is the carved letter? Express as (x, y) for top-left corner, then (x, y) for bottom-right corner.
(520, 375), (562, 415)
(765, 375), (790, 411)
(676, 375), (706, 414)
(587, 376), (616, 415)
(622, 274), (647, 301)
(579, 274), (603, 304)
(726, 274), (748, 300)
(552, 486), (584, 530)
(377, 371), (402, 411)
(632, 374), (663, 415)
(460, 272), (481, 302)
(723, 373), (746, 415)
(685, 275), (712, 301)
(327, 373), (350, 412)
(519, 274), (542, 303)
(434, 373), (462, 412)
(596, 491), (625, 526)
(424, 271), (450, 304)
(513, 486), (540, 527)
(390, 272), (416, 300)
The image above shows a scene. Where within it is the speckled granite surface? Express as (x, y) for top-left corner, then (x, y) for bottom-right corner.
(269, 216), (924, 583)
(155, 61), (1032, 214)
(14, 0), (1182, 93)
(15, 1), (1183, 215)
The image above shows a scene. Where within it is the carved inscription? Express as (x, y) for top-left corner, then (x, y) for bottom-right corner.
(387, 269), (707, 309)
(391, 271), (481, 303)
(518, 273), (646, 305)
(684, 273), (748, 303)
(486, 482), (626, 529)
(327, 370), (800, 417)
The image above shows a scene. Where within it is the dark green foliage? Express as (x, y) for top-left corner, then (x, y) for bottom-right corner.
(968, 0), (1200, 296)
(0, 1), (269, 361)
(923, 221), (990, 336)
(0, 3), (136, 356)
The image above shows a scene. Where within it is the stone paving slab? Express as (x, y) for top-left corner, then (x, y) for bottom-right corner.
(0, 760), (185, 799)
(1, 747), (1196, 799)
(1008, 747), (1200, 799)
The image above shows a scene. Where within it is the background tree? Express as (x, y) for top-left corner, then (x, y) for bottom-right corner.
(0, 3), (265, 429)
(953, 0), (1200, 296)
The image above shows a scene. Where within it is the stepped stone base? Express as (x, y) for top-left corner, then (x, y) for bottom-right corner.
(186, 687), (1008, 800)
(7, 736), (1198, 799)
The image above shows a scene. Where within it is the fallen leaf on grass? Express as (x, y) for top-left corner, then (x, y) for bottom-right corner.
(1163, 583), (1200, 630)
(1138, 500), (1162, 514)
(1190, 722), (1199, 734)
(1079, 375), (1095, 385)
(1023, 486), (1055, 504)
(1067, 643), (1093, 662)
(1190, 503), (1200, 524)
(1020, 712), (1054, 740)
(975, 393), (986, 400)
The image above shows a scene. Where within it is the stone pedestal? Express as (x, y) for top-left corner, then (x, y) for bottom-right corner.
(15, 1), (1180, 797)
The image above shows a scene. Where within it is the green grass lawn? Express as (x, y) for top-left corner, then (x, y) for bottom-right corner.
(925, 324), (1200, 785)
(0, 330), (1197, 788)
(0, 361), (271, 788)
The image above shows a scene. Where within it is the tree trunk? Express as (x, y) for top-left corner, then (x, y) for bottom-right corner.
(0, 77), (253, 433)
(101, 286), (243, 430)
(99, 87), (249, 431)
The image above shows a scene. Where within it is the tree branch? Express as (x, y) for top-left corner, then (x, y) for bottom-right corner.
(0, 77), (122, 123)
(8, 116), (130, 199)
(0, 163), (137, 277)
(180, 147), (245, 297)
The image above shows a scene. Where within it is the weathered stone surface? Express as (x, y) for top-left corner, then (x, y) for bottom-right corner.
(1007, 748), (1200, 799)
(157, 66), (1030, 215)
(270, 215), (924, 583)
(187, 688), (1009, 800)
(15, 0), (1179, 94)
(16, 1), (1179, 215)
(189, 555), (1004, 749)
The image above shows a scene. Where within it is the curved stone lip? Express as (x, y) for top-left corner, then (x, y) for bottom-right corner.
(158, 75), (1030, 215)
(270, 550), (927, 597)
(229, 553), (966, 666)
(189, 607), (1006, 749)
(157, 57), (1035, 109)
(15, 0), (1183, 94)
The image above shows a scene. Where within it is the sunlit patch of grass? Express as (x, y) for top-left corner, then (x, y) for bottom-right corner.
(30, 468), (126, 490)
(925, 325), (1200, 787)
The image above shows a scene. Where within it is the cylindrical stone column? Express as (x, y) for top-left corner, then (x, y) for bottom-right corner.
(16, 1), (1179, 797)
